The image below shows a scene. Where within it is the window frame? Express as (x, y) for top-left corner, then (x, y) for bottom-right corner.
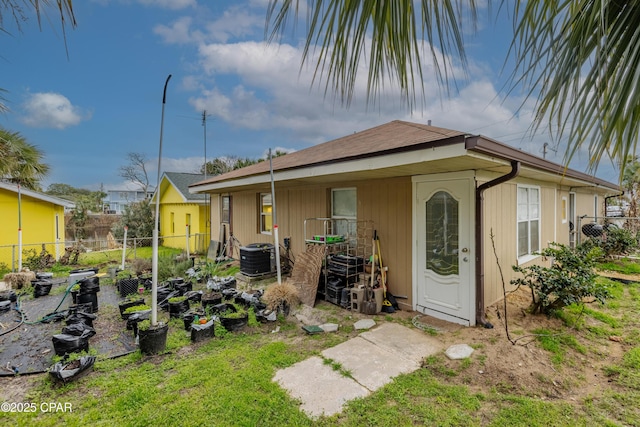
(331, 187), (357, 237)
(259, 193), (273, 235)
(517, 185), (541, 263)
(221, 195), (231, 224)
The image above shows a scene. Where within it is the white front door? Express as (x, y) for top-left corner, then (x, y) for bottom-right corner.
(414, 174), (475, 326)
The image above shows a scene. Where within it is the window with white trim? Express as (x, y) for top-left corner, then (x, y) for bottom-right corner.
(221, 195), (231, 224)
(259, 193), (272, 234)
(561, 196), (568, 224)
(331, 188), (357, 236)
(517, 186), (540, 258)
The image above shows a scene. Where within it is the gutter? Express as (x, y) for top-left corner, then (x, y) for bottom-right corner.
(604, 191), (625, 216)
(475, 160), (520, 328)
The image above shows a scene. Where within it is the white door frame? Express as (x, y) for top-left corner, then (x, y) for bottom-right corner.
(412, 171), (476, 326)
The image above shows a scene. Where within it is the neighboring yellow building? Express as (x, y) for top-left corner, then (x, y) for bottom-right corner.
(151, 172), (209, 254)
(0, 181), (75, 270)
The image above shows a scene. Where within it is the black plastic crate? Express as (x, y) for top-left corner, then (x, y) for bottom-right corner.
(117, 278), (140, 297)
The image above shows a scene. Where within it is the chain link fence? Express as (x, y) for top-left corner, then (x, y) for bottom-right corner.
(575, 215), (640, 246)
(0, 233), (209, 273)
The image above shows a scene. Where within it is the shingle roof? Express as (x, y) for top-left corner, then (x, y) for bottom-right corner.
(163, 172), (207, 201)
(190, 120), (464, 187)
(188, 120), (618, 191)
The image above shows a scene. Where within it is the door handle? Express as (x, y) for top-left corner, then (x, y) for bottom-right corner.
(461, 248), (468, 253)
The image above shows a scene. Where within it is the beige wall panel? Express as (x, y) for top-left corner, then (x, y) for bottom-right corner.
(555, 188), (571, 247)
(481, 181), (518, 307)
(540, 186), (557, 249)
(356, 177), (412, 309)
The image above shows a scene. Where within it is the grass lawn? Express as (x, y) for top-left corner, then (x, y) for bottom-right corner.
(1, 263), (639, 426)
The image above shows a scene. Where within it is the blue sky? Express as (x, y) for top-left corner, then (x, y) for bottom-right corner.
(0, 0), (619, 191)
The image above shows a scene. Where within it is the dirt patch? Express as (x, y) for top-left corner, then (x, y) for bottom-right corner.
(413, 285), (629, 403)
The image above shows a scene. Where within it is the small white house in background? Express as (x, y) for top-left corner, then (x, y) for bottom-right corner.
(189, 120), (620, 327)
(102, 189), (154, 214)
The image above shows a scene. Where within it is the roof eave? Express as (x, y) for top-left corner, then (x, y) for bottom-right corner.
(465, 135), (620, 190)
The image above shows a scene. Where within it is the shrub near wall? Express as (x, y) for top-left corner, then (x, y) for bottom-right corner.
(511, 243), (610, 315)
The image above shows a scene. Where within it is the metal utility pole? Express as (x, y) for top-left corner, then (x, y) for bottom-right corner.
(202, 110), (207, 180)
(202, 110), (211, 238)
(151, 74), (171, 326)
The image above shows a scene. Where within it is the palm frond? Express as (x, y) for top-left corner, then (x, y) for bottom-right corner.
(266, 0), (480, 110)
(509, 0), (640, 177)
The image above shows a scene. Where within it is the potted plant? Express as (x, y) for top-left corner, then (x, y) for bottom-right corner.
(182, 308), (205, 331)
(168, 296), (190, 318)
(190, 316), (214, 342)
(201, 291), (222, 309)
(118, 295), (146, 319)
(137, 320), (168, 355)
(122, 304), (151, 321)
(219, 303), (248, 332)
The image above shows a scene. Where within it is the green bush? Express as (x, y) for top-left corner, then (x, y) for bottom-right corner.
(582, 225), (639, 259)
(0, 262), (10, 276)
(511, 243), (610, 315)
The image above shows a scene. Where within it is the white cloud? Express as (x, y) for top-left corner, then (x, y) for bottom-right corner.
(154, 16), (200, 44)
(203, 7), (263, 43)
(154, 6), (262, 45)
(20, 92), (90, 129)
(160, 156), (205, 174)
(136, 0), (196, 10)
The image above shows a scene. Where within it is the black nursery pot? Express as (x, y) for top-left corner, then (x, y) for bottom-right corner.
(52, 333), (90, 357)
(201, 292), (223, 310)
(78, 276), (100, 293)
(77, 292), (98, 313)
(175, 281), (192, 295)
(190, 320), (214, 343)
(33, 281), (53, 298)
(220, 314), (248, 332)
(168, 299), (190, 318)
(118, 298), (145, 319)
(138, 323), (168, 355)
(182, 311), (204, 331)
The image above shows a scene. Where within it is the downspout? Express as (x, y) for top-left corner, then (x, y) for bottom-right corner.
(475, 160), (520, 328)
(604, 191), (625, 216)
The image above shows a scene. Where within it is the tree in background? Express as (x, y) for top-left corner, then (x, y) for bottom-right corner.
(46, 183), (106, 213)
(119, 152), (151, 195)
(111, 201), (155, 247)
(267, 1), (640, 176)
(200, 151), (289, 176)
(622, 157), (640, 220)
(200, 156), (258, 176)
(0, 127), (49, 190)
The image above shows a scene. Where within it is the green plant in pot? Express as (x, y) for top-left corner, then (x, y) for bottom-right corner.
(137, 319), (168, 355)
(118, 295), (146, 319)
(219, 303), (248, 332)
(122, 304), (151, 320)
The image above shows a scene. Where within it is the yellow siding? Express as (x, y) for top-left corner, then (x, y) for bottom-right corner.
(0, 189), (66, 268)
(159, 202), (205, 252)
(159, 183), (185, 204)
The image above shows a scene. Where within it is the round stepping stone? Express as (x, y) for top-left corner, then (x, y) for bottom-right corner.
(445, 343), (474, 360)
